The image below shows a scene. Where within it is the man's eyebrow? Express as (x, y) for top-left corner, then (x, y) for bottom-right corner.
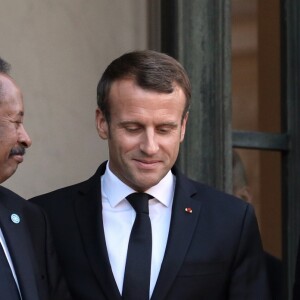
(119, 120), (140, 125)
(119, 121), (178, 126)
(157, 122), (178, 128)
(161, 122), (177, 125)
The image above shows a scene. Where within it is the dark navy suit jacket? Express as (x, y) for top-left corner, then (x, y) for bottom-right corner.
(293, 238), (300, 299)
(30, 162), (270, 300)
(0, 186), (70, 300)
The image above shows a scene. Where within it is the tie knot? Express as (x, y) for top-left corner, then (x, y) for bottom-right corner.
(126, 193), (152, 214)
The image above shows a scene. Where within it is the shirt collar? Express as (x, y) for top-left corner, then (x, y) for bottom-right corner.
(102, 161), (175, 208)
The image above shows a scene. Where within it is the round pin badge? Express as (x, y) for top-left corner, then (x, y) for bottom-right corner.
(11, 214), (20, 224)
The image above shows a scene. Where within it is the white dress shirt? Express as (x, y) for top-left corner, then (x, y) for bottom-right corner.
(0, 228), (22, 298)
(101, 162), (175, 297)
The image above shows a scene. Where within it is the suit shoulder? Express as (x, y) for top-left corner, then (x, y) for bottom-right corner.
(0, 185), (31, 208)
(184, 176), (250, 214)
(29, 177), (92, 206)
(0, 185), (45, 216)
(30, 165), (105, 206)
(0, 185), (25, 201)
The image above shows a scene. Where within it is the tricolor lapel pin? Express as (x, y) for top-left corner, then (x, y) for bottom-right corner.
(185, 207), (193, 214)
(11, 213), (20, 224)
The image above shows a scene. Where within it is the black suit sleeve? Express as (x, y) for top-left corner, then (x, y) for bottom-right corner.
(293, 238), (300, 300)
(46, 214), (73, 300)
(31, 205), (73, 300)
(228, 204), (271, 299)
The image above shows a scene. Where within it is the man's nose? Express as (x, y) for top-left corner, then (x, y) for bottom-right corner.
(19, 125), (32, 148)
(140, 130), (159, 155)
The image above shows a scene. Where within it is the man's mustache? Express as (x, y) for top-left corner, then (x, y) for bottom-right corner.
(10, 146), (26, 156)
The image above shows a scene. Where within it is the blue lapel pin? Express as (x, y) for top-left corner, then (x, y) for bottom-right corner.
(11, 213), (20, 224)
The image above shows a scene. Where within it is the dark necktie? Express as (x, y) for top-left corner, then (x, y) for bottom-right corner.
(122, 193), (153, 300)
(0, 241), (21, 300)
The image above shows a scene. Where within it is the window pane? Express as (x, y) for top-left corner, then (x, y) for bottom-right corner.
(232, 0), (281, 133)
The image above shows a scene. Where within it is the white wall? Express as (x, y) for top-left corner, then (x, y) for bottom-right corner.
(0, 0), (148, 198)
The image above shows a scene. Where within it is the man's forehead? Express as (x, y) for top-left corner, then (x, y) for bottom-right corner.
(0, 73), (20, 88)
(0, 74), (22, 104)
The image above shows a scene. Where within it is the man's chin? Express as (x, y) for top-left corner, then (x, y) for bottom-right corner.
(0, 165), (19, 183)
(10, 154), (24, 163)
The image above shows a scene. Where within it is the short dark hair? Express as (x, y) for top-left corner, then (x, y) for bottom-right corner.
(97, 50), (191, 123)
(0, 57), (11, 102)
(0, 57), (11, 74)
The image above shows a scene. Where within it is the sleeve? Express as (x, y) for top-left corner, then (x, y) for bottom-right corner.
(228, 204), (271, 299)
(293, 238), (300, 300)
(42, 209), (73, 300)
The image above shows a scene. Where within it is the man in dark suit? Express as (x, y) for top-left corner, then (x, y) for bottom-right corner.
(0, 57), (70, 300)
(30, 50), (270, 299)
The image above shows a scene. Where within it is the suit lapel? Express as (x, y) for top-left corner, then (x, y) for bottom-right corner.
(151, 170), (202, 300)
(0, 193), (40, 300)
(74, 163), (121, 300)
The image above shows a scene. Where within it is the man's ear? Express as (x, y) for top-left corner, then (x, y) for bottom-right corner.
(180, 112), (189, 142)
(95, 108), (109, 140)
